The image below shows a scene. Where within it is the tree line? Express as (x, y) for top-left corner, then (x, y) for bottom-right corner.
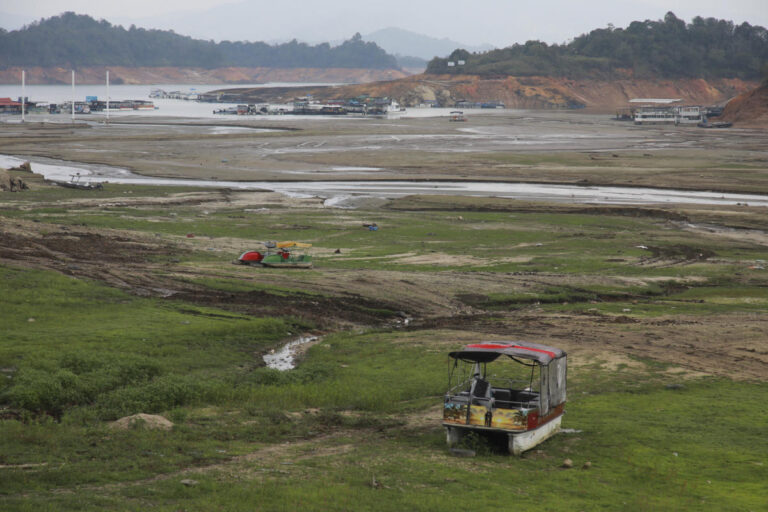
(0, 13), (398, 70)
(427, 12), (768, 80)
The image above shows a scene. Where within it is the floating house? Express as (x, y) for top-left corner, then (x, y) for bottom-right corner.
(629, 99), (704, 125)
(0, 97), (22, 114)
(675, 106), (704, 124)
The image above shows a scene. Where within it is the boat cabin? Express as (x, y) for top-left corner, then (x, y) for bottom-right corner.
(444, 341), (566, 455)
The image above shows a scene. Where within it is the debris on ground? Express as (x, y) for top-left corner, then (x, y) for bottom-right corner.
(0, 169), (29, 192)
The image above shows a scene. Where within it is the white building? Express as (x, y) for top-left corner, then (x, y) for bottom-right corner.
(630, 99), (703, 125)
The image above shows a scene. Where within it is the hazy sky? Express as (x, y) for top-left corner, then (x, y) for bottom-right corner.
(2, 0), (767, 47)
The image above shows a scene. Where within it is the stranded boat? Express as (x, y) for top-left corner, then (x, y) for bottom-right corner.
(237, 241), (313, 268)
(52, 173), (103, 191)
(444, 341), (567, 455)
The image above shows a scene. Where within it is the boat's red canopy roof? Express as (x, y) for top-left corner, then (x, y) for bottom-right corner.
(449, 341), (566, 365)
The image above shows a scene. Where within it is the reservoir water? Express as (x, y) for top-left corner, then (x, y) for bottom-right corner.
(0, 83), (496, 121)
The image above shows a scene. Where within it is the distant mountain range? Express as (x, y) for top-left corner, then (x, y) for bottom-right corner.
(363, 27), (494, 60)
(0, 13), (398, 70)
(0, 12), (493, 72)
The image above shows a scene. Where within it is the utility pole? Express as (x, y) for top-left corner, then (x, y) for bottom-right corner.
(106, 70), (110, 124)
(21, 70), (25, 123)
(71, 70), (75, 122)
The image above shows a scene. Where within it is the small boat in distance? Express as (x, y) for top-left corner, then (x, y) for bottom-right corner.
(237, 241), (313, 268)
(52, 173), (103, 191)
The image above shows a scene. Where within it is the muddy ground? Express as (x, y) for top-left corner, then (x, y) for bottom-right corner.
(1, 111), (767, 193)
(1, 111), (767, 382)
(2, 192), (767, 381)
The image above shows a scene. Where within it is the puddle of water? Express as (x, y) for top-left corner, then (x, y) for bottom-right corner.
(332, 166), (383, 171)
(105, 123), (278, 134)
(263, 336), (319, 371)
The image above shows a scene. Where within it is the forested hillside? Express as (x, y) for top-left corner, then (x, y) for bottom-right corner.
(0, 12), (398, 70)
(427, 12), (768, 80)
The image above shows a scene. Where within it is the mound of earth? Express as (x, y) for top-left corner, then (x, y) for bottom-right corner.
(721, 82), (768, 127)
(110, 413), (174, 430)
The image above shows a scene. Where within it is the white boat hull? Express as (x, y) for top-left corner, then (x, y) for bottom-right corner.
(508, 415), (562, 456)
(444, 413), (563, 456)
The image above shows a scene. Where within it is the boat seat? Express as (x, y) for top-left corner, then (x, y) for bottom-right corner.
(492, 388), (512, 401)
(470, 378), (491, 399)
(510, 390), (539, 403)
(493, 400), (515, 409)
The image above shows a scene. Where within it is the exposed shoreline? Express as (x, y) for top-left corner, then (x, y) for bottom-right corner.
(0, 66), (409, 86)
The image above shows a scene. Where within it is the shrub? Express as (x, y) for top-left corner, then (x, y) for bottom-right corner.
(95, 375), (205, 419)
(2, 351), (163, 419)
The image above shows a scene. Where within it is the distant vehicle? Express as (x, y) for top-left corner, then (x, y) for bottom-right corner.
(449, 111), (466, 122)
(444, 341), (567, 455)
(237, 241), (313, 268)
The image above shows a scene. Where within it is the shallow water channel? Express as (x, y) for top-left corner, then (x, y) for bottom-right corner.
(4, 154), (768, 208)
(263, 336), (319, 371)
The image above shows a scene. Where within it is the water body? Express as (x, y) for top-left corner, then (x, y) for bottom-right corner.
(264, 336), (319, 370)
(0, 83), (499, 121)
(3, 154), (768, 208)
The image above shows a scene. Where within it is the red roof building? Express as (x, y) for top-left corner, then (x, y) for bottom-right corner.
(0, 97), (22, 113)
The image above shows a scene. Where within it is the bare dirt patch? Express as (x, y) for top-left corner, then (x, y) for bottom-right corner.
(0, 219), (399, 327)
(7, 214), (765, 381)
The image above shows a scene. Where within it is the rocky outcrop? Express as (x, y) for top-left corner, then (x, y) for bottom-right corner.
(720, 82), (768, 127)
(0, 66), (409, 85)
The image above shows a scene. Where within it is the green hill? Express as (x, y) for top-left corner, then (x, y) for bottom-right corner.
(427, 12), (768, 80)
(0, 12), (398, 70)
